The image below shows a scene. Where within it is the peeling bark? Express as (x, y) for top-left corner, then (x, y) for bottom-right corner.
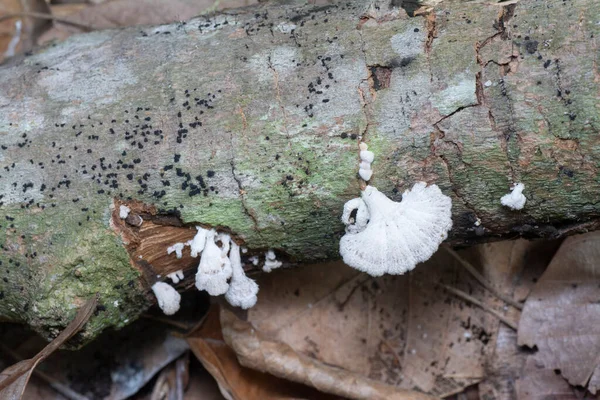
(0, 0), (599, 342)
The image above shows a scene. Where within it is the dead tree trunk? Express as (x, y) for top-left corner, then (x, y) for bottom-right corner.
(0, 0), (598, 342)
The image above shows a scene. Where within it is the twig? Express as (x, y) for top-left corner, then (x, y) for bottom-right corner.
(440, 284), (519, 331)
(0, 345), (89, 400)
(0, 12), (94, 31)
(444, 246), (524, 310)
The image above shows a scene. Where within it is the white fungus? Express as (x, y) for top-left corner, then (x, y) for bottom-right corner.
(187, 226), (208, 258)
(167, 242), (185, 259)
(167, 269), (185, 284)
(151, 282), (181, 315)
(249, 255), (259, 266)
(119, 205), (130, 219)
(195, 229), (232, 296)
(341, 198), (369, 234)
(500, 183), (526, 210)
(263, 249), (282, 272)
(358, 143), (375, 182)
(340, 183), (453, 276)
(225, 242), (259, 309)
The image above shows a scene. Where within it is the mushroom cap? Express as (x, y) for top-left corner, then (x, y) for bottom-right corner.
(151, 282), (181, 315)
(195, 230), (232, 295)
(500, 183), (526, 210)
(340, 183), (453, 276)
(225, 243), (259, 309)
(188, 226), (208, 258)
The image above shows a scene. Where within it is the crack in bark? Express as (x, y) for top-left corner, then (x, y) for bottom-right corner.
(228, 134), (260, 234)
(474, 3), (518, 183)
(356, 25), (377, 185)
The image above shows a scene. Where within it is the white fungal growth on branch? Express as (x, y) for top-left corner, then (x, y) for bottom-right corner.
(119, 205), (130, 219)
(187, 226), (209, 257)
(225, 242), (259, 309)
(263, 249), (282, 272)
(151, 282), (181, 315)
(167, 242), (185, 259)
(164, 226), (264, 309)
(500, 183), (526, 210)
(340, 142), (453, 276)
(358, 142), (374, 181)
(340, 183), (453, 276)
(195, 229), (232, 296)
(167, 270), (184, 284)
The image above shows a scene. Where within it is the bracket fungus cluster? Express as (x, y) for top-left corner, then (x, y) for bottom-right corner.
(154, 228), (286, 314)
(500, 183), (527, 210)
(339, 143), (453, 276)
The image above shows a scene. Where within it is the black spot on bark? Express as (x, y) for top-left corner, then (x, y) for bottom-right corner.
(524, 39), (538, 54)
(391, 0), (420, 17)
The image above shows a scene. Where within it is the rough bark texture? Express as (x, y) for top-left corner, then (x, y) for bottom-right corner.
(0, 0), (598, 342)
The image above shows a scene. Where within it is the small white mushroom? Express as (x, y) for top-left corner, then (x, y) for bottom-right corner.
(167, 269), (185, 284)
(249, 255), (259, 266)
(187, 226), (209, 258)
(119, 205), (130, 219)
(358, 143), (375, 182)
(151, 282), (181, 315)
(340, 183), (453, 276)
(359, 168), (373, 181)
(500, 183), (526, 210)
(263, 249), (282, 272)
(360, 150), (375, 164)
(167, 242), (185, 259)
(225, 242), (259, 309)
(195, 230), (232, 296)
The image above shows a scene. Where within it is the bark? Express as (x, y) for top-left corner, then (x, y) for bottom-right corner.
(0, 0), (599, 342)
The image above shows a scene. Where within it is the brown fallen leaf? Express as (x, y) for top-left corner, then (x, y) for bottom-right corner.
(221, 307), (437, 400)
(243, 255), (500, 397)
(38, 0), (255, 44)
(0, 294), (98, 400)
(150, 354), (189, 400)
(0, 0), (52, 63)
(515, 354), (593, 400)
(186, 305), (341, 400)
(518, 232), (600, 394)
(473, 239), (562, 400)
(182, 362), (224, 400)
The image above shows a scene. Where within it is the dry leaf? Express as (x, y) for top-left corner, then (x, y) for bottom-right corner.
(515, 354), (594, 400)
(518, 232), (600, 394)
(243, 254), (500, 397)
(150, 354), (189, 400)
(183, 365), (224, 400)
(44, 319), (189, 400)
(39, 0), (254, 44)
(472, 239), (561, 400)
(186, 305), (340, 400)
(0, 0), (52, 62)
(0, 294), (98, 400)
(221, 308), (436, 400)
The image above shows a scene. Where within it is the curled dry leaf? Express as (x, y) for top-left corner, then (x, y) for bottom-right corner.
(232, 254), (500, 398)
(473, 239), (562, 400)
(220, 308), (436, 400)
(518, 231), (600, 394)
(186, 306), (339, 400)
(0, 294), (98, 400)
